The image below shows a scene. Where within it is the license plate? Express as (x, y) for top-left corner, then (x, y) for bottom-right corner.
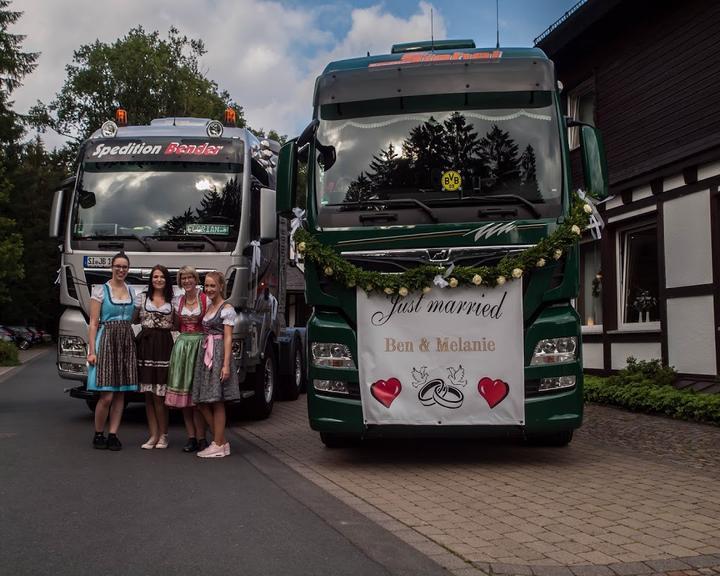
(84, 256), (113, 268)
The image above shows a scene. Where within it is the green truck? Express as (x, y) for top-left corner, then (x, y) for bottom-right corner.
(277, 40), (608, 447)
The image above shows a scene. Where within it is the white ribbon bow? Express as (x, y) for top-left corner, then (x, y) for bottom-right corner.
(290, 207), (306, 263)
(578, 189), (608, 240)
(432, 263), (456, 288)
(250, 240), (261, 275)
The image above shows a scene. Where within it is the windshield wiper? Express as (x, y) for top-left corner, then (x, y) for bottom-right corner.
(328, 199), (439, 223)
(77, 234), (152, 251)
(148, 234), (220, 252)
(435, 195), (542, 219)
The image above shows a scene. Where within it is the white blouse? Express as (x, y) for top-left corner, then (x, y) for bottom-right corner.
(173, 295), (202, 318)
(91, 283), (132, 303)
(204, 304), (237, 326)
(135, 293), (172, 314)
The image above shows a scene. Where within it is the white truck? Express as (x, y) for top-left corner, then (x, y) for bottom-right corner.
(49, 111), (306, 418)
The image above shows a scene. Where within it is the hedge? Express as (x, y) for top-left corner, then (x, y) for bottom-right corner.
(585, 358), (720, 426)
(0, 341), (20, 366)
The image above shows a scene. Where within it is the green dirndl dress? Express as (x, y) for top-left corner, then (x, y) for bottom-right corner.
(165, 293), (206, 408)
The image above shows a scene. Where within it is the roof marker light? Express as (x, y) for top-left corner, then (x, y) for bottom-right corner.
(223, 107), (237, 126)
(115, 108), (128, 126)
(206, 120), (224, 138)
(101, 120), (118, 137)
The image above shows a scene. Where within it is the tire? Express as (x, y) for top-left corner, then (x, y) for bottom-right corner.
(247, 340), (276, 420)
(526, 429), (573, 447)
(279, 338), (304, 401)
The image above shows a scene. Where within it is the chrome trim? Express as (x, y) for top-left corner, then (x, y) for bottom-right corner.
(340, 245), (534, 264)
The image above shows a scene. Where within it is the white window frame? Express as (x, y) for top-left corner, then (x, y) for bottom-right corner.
(579, 237), (603, 334)
(616, 221), (661, 331)
(567, 78), (595, 150)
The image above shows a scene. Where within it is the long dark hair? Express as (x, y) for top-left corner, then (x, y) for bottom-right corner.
(146, 265), (173, 303)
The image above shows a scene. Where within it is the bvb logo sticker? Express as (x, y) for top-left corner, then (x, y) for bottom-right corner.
(441, 170), (462, 191)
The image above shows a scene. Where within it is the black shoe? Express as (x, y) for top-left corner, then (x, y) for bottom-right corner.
(182, 438), (199, 453)
(197, 438), (208, 451)
(93, 432), (107, 450)
(107, 434), (122, 451)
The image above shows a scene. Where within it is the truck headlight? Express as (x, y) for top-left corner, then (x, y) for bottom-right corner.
(530, 337), (577, 365)
(313, 379), (350, 394)
(538, 376), (576, 391)
(311, 343), (355, 368)
(59, 336), (87, 357)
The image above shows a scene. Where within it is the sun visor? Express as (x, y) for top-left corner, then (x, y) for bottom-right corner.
(315, 58), (555, 106)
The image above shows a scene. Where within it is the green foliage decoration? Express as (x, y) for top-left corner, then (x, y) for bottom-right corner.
(585, 360), (720, 426)
(293, 191), (594, 294)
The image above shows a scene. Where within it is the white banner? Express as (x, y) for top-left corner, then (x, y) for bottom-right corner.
(357, 283), (525, 426)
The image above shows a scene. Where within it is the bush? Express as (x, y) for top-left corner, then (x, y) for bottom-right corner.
(585, 366), (720, 426)
(0, 341), (20, 366)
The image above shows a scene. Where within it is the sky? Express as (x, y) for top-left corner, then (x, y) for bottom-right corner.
(12, 0), (580, 149)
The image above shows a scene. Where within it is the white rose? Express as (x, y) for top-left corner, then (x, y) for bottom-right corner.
(384, 287), (394, 295)
(536, 258), (546, 267)
(448, 277), (459, 288)
(398, 287), (409, 297)
(472, 274), (483, 286)
(496, 276), (506, 286)
(422, 286), (432, 294)
(571, 224), (582, 235)
(553, 249), (563, 260)
(365, 285), (374, 293)
(323, 266), (333, 276)
(512, 268), (523, 279)
(583, 203), (593, 214)
(297, 241), (306, 253)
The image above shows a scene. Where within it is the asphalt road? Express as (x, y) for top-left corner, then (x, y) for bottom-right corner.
(0, 351), (448, 576)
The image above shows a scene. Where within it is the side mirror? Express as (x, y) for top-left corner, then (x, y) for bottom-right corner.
(276, 139), (297, 216)
(259, 187), (277, 242)
(49, 188), (64, 238)
(580, 125), (609, 199)
(78, 189), (96, 209)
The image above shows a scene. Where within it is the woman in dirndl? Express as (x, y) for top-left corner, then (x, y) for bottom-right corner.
(165, 266), (208, 453)
(135, 265), (174, 449)
(193, 271), (240, 458)
(87, 252), (138, 451)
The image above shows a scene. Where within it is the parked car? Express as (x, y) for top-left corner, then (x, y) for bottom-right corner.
(0, 325), (15, 344)
(0, 325), (32, 350)
(27, 326), (50, 344)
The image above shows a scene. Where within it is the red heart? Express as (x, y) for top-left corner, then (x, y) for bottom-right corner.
(371, 378), (402, 408)
(478, 377), (509, 409)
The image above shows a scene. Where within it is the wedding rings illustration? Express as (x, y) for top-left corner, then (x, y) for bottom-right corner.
(418, 378), (464, 409)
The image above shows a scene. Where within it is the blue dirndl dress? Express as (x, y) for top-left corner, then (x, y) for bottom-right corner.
(87, 283), (139, 392)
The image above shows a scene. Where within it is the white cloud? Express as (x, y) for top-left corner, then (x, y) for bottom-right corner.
(12, 0), (443, 147)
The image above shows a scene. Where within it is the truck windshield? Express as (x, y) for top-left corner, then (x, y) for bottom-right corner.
(315, 91), (562, 223)
(73, 162), (242, 240)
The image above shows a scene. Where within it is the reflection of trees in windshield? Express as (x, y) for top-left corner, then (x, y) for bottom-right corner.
(342, 113), (540, 203)
(160, 176), (241, 235)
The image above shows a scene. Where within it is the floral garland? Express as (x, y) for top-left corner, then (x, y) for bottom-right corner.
(293, 191), (595, 295)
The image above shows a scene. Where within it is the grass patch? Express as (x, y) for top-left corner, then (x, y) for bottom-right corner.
(585, 358), (720, 425)
(0, 341), (20, 366)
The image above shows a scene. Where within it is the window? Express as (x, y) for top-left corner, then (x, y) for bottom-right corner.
(579, 240), (602, 327)
(567, 79), (595, 150)
(618, 223), (660, 327)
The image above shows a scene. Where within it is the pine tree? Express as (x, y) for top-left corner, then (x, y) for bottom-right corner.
(402, 117), (446, 185)
(477, 125), (520, 191)
(442, 112), (480, 185)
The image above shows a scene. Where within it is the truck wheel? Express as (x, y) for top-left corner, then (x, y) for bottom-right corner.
(247, 341), (276, 420)
(526, 429), (573, 447)
(280, 338), (305, 401)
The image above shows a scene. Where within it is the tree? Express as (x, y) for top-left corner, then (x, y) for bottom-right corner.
(476, 125), (520, 191)
(442, 112), (481, 184)
(31, 27), (244, 149)
(0, 0), (38, 303)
